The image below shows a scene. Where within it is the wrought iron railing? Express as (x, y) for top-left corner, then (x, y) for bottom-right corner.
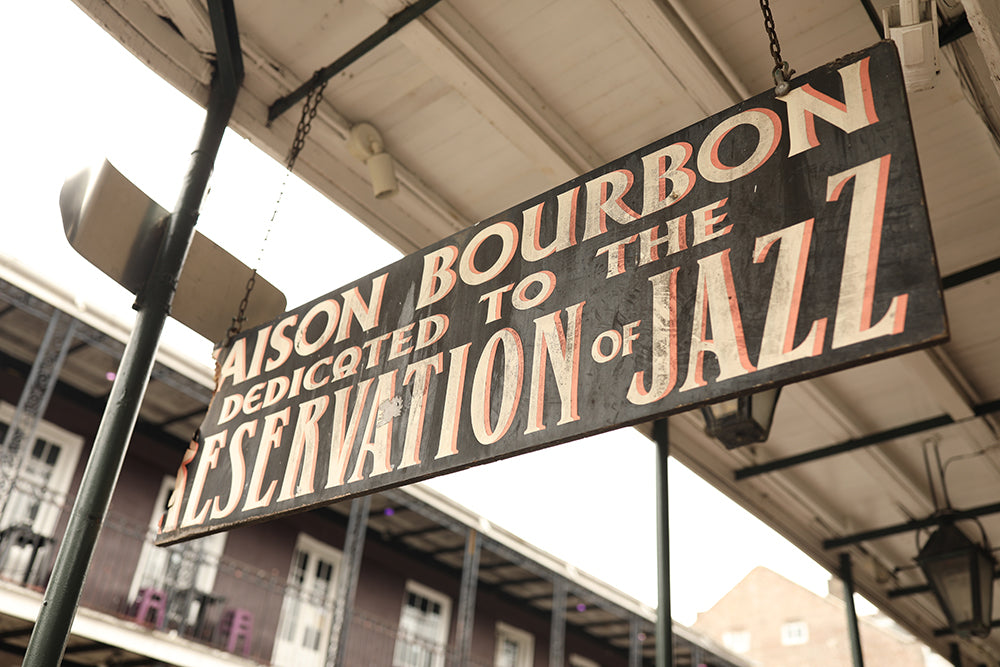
(0, 484), (492, 666)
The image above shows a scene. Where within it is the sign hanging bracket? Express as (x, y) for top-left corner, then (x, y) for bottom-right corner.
(759, 0), (795, 95)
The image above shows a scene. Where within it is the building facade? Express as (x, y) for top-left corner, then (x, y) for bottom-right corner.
(693, 566), (936, 667)
(0, 264), (746, 666)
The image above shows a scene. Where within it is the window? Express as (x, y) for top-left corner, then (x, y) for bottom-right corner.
(273, 533), (343, 667)
(569, 655), (600, 667)
(721, 630), (751, 654)
(495, 622), (533, 667)
(781, 620), (809, 646)
(393, 581), (451, 667)
(0, 402), (82, 535)
(0, 403), (82, 585)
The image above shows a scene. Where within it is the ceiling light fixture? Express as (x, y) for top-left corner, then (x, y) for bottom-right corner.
(348, 122), (398, 199)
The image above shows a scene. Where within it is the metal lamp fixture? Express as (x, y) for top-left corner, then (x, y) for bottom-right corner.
(916, 519), (996, 638)
(701, 388), (780, 449)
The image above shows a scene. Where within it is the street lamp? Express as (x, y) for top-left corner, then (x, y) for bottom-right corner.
(701, 388), (780, 449)
(916, 520), (996, 638)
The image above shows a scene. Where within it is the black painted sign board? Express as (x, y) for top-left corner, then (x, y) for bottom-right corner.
(158, 42), (946, 544)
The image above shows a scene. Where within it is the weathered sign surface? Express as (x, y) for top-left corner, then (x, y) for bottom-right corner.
(158, 42), (946, 544)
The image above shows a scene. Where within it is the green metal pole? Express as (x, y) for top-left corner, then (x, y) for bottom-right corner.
(653, 419), (673, 667)
(22, 6), (241, 663)
(948, 642), (963, 666)
(840, 552), (865, 667)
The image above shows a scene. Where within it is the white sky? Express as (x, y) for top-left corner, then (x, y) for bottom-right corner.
(1, 0), (842, 626)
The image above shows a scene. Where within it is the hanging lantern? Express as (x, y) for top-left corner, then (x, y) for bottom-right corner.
(916, 521), (995, 638)
(700, 388), (780, 449)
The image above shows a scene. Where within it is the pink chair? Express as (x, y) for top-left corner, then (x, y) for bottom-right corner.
(219, 608), (254, 656)
(132, 588), (168, 629)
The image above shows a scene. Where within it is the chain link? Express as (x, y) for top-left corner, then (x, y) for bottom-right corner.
(759, 0), (794, 96)
(288, 74), (329, 175)
(223, 73), (329, 349)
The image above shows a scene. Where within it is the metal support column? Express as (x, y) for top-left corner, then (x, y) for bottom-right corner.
(948, 641), (962, 666)
(327, 496), (371, 667)
(0, 311), (76, 516)
(840, 553), (865, 667)
(21, 3), (242, 664)
(629, 616), (643, 667)
(550, 577), (567, 667)
(452, 528), (481, 666)
(653, 419), (673, 667)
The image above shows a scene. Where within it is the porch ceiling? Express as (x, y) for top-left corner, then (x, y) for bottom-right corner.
(62, 0), (1000, 663)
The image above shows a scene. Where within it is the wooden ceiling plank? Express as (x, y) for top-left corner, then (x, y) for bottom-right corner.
(900, 348), (1000, 474)
(794, 381), (936, 519)
(424, 2), (606, 171)
(233, 35), (472, 249)
(607, 0), (748, 116)
(147, 0), (216, 54)
(103, 0), (212, 86)
(364, 0), (591, 180)
(964, 0), (1000, 101)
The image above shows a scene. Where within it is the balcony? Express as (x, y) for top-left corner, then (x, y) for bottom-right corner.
(0, 484), (492, 666)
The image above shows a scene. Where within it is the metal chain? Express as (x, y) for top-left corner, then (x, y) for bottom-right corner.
(222, 73), (330, 349)
(759, 0), (794, 96)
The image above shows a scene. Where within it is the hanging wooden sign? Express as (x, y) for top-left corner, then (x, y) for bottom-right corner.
(158, 41), (946, 544)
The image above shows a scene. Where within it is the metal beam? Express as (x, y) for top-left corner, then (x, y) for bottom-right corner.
(65, 341), (89, 356)
(477, 560), (524, 572)
(0, 641), (89, 667)
(888, 568), (1000, 598)
(737, 393), (1000, 480)
(941, 256), (1000, 289)
(498, 576), (543, 587)
(934, 621), (1000, 638)
(427, 545), (467, 557)
(582, 619), (632, 629)
(888, 583), (932, 598)
(156, 406), (207, 428)
(823, 500), (1000, 549)
(267, 0), (444, 123)
(736, 415), (956, 480)
(388, 525), (449, 540)
(452, 529), (480, 667)
(60, 641), (111, 654)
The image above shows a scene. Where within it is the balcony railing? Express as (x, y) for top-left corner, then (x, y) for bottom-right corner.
(0, 484), (492, 666)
